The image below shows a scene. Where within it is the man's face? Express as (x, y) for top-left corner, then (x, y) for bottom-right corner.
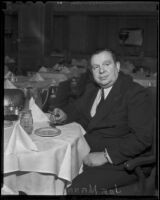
(91, 51), (120, 88)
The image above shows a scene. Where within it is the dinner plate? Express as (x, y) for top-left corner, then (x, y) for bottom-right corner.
(34, 127), (61, 137)
(4, 120), (13, 128)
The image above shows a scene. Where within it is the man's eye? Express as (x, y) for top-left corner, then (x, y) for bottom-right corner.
(103, 63), (110, 67)
(93, 66), (99, 70)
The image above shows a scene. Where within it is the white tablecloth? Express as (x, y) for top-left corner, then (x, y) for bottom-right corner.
(132, 74), (156, 87)
(3, 122), (90, 195)
(39, 72), (68, 83)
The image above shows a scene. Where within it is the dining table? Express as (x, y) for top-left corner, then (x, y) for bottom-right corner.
(2, 120), (90, 195)
(131, 73), (157, 87)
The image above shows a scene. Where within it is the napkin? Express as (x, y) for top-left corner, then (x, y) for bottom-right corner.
(39, 66), (48, 72)
(61, 66), (71, 74)
(29, 97), (49, 123)
(1, 184), (19, 195)
(4, 79), (17, 89)
(53, 63), (60, 70)
(29, 73), (44, 82)
(5, 121), (38, 155)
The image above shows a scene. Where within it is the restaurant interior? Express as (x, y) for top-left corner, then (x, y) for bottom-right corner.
(3, 1), (158, 196)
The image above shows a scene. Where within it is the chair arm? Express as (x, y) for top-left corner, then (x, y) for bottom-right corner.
(124, 155), (156, 171)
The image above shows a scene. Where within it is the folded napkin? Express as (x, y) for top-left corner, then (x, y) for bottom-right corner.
(61, 66), (71, 74)
(5, 121), (38, 155)
(53, 63), (59, 70)
(4, 79), (17, 89)
(29, 73), (44, 82)
(1, 184), (19, 195)
(29, 97), (49, 123)
(5, 71), (12, 79)
(39, 66), (48, 72)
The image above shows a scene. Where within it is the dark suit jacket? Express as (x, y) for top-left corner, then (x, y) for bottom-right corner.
(64, 72), (154, 166)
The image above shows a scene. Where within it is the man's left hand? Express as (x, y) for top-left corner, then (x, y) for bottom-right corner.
(83, 152), (108, 167)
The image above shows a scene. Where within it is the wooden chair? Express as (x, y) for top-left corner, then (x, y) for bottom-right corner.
(108, 86), (157, 196)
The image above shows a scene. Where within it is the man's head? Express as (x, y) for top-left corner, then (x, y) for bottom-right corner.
(90, 49), (120, 88)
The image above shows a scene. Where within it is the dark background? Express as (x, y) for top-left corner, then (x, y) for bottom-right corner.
(3, 1), (158, 73)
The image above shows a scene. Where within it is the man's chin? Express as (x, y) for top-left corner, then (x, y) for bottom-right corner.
(99, 81), (112, 88)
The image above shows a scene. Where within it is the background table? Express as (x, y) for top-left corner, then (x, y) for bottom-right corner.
(132, 74), (156, 87)
(3, 122), (90, 195)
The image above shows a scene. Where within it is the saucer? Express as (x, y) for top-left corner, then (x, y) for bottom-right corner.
(34, 127), (61, 137)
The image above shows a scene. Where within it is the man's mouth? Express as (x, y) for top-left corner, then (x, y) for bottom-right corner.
(99, 76), (108, 80)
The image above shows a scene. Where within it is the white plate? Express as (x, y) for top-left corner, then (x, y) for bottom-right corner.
(34, 127), (61, 137)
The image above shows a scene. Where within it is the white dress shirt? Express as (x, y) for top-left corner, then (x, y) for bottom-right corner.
(90, 86), (113, 164)
(90, 87), (112, 117)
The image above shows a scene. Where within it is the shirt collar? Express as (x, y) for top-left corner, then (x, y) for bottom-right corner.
(102, 86), (112, 99)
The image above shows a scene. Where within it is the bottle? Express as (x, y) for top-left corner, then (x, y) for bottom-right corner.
(20, 87), (33, 134)
(20, 110), (33, 135)
(48, 84), (58, 111)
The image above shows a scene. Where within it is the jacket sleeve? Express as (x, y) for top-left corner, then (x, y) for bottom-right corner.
(106, 86), (154, 165)
(62, 100), (83, 123)
(62, 83), (94, 128)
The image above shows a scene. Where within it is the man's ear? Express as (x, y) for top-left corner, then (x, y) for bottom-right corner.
(116, 61), (120, 72)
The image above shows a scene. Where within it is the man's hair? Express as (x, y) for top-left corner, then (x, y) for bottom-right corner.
(90, 48), (118, 67)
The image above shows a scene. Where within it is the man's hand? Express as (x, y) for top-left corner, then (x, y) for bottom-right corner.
(50, 108), (67, 124)
(83, 152), (108, 167)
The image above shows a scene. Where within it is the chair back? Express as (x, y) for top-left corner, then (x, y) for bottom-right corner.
(145, 87), (157, 156)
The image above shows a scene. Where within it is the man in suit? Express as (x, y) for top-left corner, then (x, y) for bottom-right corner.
(51, 49), (153, 195)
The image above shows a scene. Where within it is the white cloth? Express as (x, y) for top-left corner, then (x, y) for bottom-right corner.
(90, 87), (112, 117)
(3, 122), (90, 195)
(39, 72), (68, 82)
(5, 121), (38, 155)
(1, 184), (19, 195)
(39, 66), (48, 72)
(29, 97), (49, 123)
(4, 79), (17, 89)
(104, 148), (113, 164)
(60, 66), (71, 74)
(4, 71), (12, 79)
(29, 73), (44, 82)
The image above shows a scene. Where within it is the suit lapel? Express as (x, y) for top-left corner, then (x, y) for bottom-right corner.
(87, 76), (122, 131)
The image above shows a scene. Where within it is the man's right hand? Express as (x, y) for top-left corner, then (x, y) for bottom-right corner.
(50, 108), (67, 124)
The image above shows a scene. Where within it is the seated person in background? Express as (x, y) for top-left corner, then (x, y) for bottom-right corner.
(51, 49), (154, 195)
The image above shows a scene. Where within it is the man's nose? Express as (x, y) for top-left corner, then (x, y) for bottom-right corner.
(99, 65), (105, 73)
